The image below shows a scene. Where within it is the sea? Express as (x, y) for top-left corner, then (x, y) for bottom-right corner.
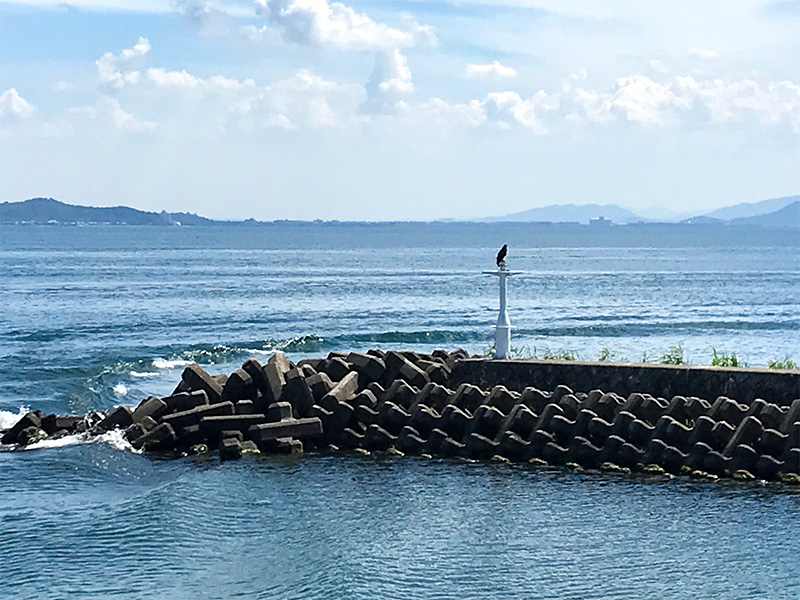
(1, 222), (798, 599)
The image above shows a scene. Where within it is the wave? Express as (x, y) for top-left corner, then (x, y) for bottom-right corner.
(0, 407), (30, 431)
(21, 429), (140, 454)
(3, 320), (796, 419)
(151, 358), (193, 370)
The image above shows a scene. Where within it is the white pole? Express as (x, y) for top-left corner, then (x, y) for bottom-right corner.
(483, 259), (523, 360)
(496, 267), (511, 359)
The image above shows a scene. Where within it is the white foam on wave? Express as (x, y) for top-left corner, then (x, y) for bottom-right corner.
(152, 358), (193, 370)
(112, 383), (128, 396)
(95, 428), (141, 454)
(130, 371), (159, 378)
(24, 432), (88, 450)
(23, 428), (142, 454)
(0, 407), (29, 431)
(244, 348), (273, 356)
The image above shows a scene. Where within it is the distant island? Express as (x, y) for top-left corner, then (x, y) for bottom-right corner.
(1, 195), (798, 228)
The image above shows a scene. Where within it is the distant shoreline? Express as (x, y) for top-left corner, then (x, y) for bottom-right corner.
(1, 219), (796, 230)
(2, 196), (798, 229)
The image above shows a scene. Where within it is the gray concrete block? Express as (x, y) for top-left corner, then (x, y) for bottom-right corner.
(307, 372), (334, 402)
(248, 417), (323, 443)
(162, 390), (208, 413)
(321, 371), (360, 405)
(221, 368), (255, 402)
(264, 352), (291, 402)
(94, 406), (134, 433)
(162, 401), (235, 431)
(347, 352), (386, 381)
(182, 363), (223, 403)
(267, 402), (293, 422)
(133, 422), (176, 451)
(219, 437), (243, 461)
(132, 397), (168, 424)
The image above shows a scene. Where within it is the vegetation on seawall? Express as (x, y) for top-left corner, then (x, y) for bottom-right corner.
(484, 343), (799, 370)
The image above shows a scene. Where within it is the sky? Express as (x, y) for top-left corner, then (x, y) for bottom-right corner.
(0, 0), (798, 221)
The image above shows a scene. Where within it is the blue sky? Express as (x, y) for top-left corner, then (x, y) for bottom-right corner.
(1, 0), (798, 220)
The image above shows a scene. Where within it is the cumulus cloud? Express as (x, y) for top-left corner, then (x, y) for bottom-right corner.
(687, 46), (721, 60)
(97, 97), (155, 132)
(0, 88), (34, 121)
(482, 90), (552, 132)
(553, 72), (800, 132)
(396, 71), (800, 135)
(362, 49), (413, 114)
(145, 67), (256, 92)
(175, 0), (232, 36)
(465, 60), (516, 79)
(97, 38), (258, 95)
(97, 37), (150, 88)
(255, 0), (435, 51)
(89, 38), (800, 136)
(233, 69), (364, 129)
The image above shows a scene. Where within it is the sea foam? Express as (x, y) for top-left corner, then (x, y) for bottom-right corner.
(152, 358), (193, 370)
(22, 428), (141, 454)
(0, 407), (30, 431)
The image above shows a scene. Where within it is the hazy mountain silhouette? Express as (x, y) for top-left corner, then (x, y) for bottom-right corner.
(728, 200), (799, 228)
(701, 195), (799, 220)
(481, 203), (646, 224)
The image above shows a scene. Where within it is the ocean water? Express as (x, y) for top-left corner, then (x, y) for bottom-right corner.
(1, 223), (799, 599)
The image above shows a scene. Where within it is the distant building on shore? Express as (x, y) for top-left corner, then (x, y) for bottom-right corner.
(589, 216), (613, 227)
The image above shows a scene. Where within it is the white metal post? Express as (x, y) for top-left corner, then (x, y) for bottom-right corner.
(483, 260), (523, 360)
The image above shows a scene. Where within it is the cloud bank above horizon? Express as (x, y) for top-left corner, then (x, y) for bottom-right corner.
(0, 0), (798, 220)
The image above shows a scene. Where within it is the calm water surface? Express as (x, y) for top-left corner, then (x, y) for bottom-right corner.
(0, 223), (798, 599)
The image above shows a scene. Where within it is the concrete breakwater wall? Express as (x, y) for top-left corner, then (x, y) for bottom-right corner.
(2, 349), (799, 484)
(452, 359), (800, 408)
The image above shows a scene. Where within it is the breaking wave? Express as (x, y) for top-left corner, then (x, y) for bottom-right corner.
(0, 407), (30, 431)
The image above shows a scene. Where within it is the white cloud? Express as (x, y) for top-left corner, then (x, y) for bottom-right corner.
(175, 0), (233, 36)
(237, 69), (364, 129)
(97, 39), (257, 96)
(88, 38), (800, 135)
(418, 97), (486, 128)
(256, 0), (436, 51)
(609, 75), (678, 125)
(0, 88), (35, 122)
(145, 67), (256, 91)
(362, 49), (413, 114)
(687, 46), (721, 60)
(97, 97), (156, 132)
(465, 60), (517, 79)
(482, 90), (550, 132)
(96, 37), (150, 89)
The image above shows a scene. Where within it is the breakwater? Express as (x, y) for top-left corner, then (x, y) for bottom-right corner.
(3, 350), (799, 484)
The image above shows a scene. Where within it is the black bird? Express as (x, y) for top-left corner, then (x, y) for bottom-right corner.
(496, 244), (508, 266)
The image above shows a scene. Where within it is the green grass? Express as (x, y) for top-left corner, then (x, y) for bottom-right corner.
(482, 341), (794, 370)
(658, 344), (685, 365)
(597, 347), (615, 362)
(711, 349), (746, 368)
(767, 357), (799, 370)
(542, 348), (580, 361)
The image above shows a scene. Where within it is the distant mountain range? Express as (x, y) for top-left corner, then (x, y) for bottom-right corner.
(483, 195), (799, 228)
(702, 195), (799, 220)
(480, 203), (645, 224)
(1, 195), (798, 228)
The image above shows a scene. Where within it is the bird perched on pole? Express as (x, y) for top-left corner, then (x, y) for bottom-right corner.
(496, 244), (508, 267)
